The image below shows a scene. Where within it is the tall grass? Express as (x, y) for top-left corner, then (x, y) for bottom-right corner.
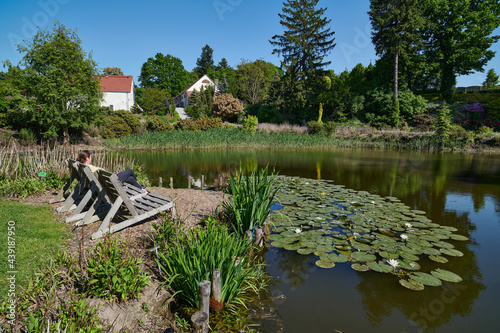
(156, 216), (266, 311)
(105, 127), (481, 152)
(222, 166), (279, 237)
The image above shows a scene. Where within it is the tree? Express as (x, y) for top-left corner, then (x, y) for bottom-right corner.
(218, 74), (230, 94)
(194, 44), (215, 78)
(483, 68), (499, 89)
(139, 53), (192, 97)
(426, 0), (500, 102)
(17, 22), (102, 143)
(237, 59), (278, 105)
(217, 58), (229, 70)
(369, 0), (427, 127)
(103, 66), (124, 75)
(269, 0), (336, 117)
(135, 87), (173, 115)
(212, 93), (244, 118)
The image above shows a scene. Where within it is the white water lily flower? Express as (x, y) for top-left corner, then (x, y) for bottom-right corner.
(371, 201), (376, 204)
(405, 222), (412, 229)
(387, 259), (399, 269)
(400, 234), (408, 241)
(294, 228), (302, 234)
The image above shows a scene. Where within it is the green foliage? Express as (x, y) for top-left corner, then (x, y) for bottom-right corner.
(194, 44), (214, 78)
(222, 166), (279, 237)
(156, 215), (266, 309)
(270, 0), (335, 116)
(18, 128), (36, 146)
(139, 53), (192, 97)
(84, 236), (150, 301)
(103, 66), (123, 75)
(135, 87), (174, 115)
(101, 114), (132, 138)
(434, 103), (452, 140)
(478, 126), (494, 136)
(174, 117), (224, 131)
(363, 89), (397, 127)
(318, 103), (324, 124)
(185, 86), (215, 120)
(114, 110), (141, 132)
(18, 22), (102, 143)
(241, 115), (258, 134)
(0, 177), (47, 198)
(237, 59), (278, 105)
(412, 113), (436, 131)
(212, 93), (244, 118)
(483, 69), (499, 89)
(257, 104), (283, 124)
(146, 116), (173, 132)
(307, 120), (336, 135)
(398, 90), (427, 124)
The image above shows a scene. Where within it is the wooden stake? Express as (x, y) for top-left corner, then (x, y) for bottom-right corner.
(191, 311), (208, 333)
(219, 176), (223, 190)
(212, 269), (221, 303)
(169, 177), (173, 189)
(188, 176), (192, 189)
(158, 177), (162, 187)
(201, 175), (205, 191)
(199, 280), (211, 319)
(254, 227), (263, 247)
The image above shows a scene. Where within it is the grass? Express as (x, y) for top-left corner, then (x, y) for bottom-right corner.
(0, 199), (70, 298)
(104, 127), (496, 152)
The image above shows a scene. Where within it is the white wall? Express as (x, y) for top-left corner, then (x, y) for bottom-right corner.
(100, 90), (134, 111)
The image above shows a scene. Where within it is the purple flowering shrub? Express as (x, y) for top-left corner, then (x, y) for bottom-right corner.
(458, 103), (500, 131)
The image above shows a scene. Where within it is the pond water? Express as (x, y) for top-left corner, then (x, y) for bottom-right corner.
(122, 149), (500, 333)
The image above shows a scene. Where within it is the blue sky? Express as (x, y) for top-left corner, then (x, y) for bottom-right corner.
(1, 0), (499, 88)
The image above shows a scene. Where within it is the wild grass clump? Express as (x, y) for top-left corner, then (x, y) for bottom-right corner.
(256, 122), (308, 135)
(155, 215), (267, 312)
(222, 166), (279, 237)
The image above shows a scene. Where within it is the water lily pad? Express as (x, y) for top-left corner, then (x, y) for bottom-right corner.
(379, 251), (399, 259)
(351, 241), (371, 251)
(328, 253), (349, 263)
(399, 279), (425, 291)
(271, 241), (287, 248)
(432, 241), (455, 249)
(429, 255), (448, 263)
(315, 260), (336, 269)
(430, 269), (463, 282)
(440, 248), (464, 257)
(351, 263), (369, 272)
(367, 260), (393, 273)
(449, 234), (469, 241)
(351, 252), (377, 262)
(410, 272), (442, 286)
(420, 247), (442, 256)
(284, 243), (302, 251)
(400, 252), (420, 261)
(397, 259), (420, 271)
(297, 248), (315, 255)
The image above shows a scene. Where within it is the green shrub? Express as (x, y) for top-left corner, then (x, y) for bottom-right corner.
(83, 236), (150, 301)
(412, 113), (436, 131)
(449, 124), (474, 142)
(398, 90), (427, 124)
(101, 115), (132, 138)
(146, 116), (172, 132)
(323, 121), (337, 134)
(174, 117), (224, 131)
(157, 215), (266, 310)
(434, 103), (452, 140)
(257, 105), (283, 124)
(222, 166), (279, 237)
(241, 115), (258, 134)
(0, 177), (47, 198)
(478, 125), (494, 136)
(307, 120), (324, 134)
(19, 128), (36, 145)
(114, 110), (141, 133)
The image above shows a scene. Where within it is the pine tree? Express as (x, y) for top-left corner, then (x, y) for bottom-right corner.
(269, 0), (335, 118)
(218, 74), (229, 94)
(217, 58), (229, 70)
(483, 69), (499, 90)
(195, 44), (214, 78)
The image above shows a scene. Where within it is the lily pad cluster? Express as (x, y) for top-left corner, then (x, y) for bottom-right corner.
(269, 176), (467, 291)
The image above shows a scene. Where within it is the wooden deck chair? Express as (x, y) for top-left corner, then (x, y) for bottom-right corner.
(90, 169), (175, 239)
(65, 164), (111, 225)
(54, 159), (88, 213)
(50, 158), (79, 203)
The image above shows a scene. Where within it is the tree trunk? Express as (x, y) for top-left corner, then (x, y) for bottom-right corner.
(63, 125), (70, 145)
(394, 52), (399, 98)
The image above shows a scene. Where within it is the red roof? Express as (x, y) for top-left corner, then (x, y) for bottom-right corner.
(96, 75), (133, 92)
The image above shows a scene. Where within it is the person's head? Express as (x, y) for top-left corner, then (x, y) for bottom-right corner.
(77, 150), (92, 164)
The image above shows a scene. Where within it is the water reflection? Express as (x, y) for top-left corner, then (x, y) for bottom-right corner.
(122, 149), (500, 333)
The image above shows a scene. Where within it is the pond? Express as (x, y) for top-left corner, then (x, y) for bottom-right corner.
(122, 149), (500, 333)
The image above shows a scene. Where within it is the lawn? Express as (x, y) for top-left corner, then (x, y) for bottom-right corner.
(0, 199), (70, 298)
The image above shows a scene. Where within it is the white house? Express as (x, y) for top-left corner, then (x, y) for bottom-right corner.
(175, 74), (217, 107)
(97, 75), (135, 111)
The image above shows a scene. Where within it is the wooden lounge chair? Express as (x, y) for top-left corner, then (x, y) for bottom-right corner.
(52, 159), (88, 213)
(65, 164), (111, 225)
(89, 169), (175, 239)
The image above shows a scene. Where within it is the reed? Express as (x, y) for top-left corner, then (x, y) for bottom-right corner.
(222, 166), (279, 237)
(156, 216), (266, 312)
